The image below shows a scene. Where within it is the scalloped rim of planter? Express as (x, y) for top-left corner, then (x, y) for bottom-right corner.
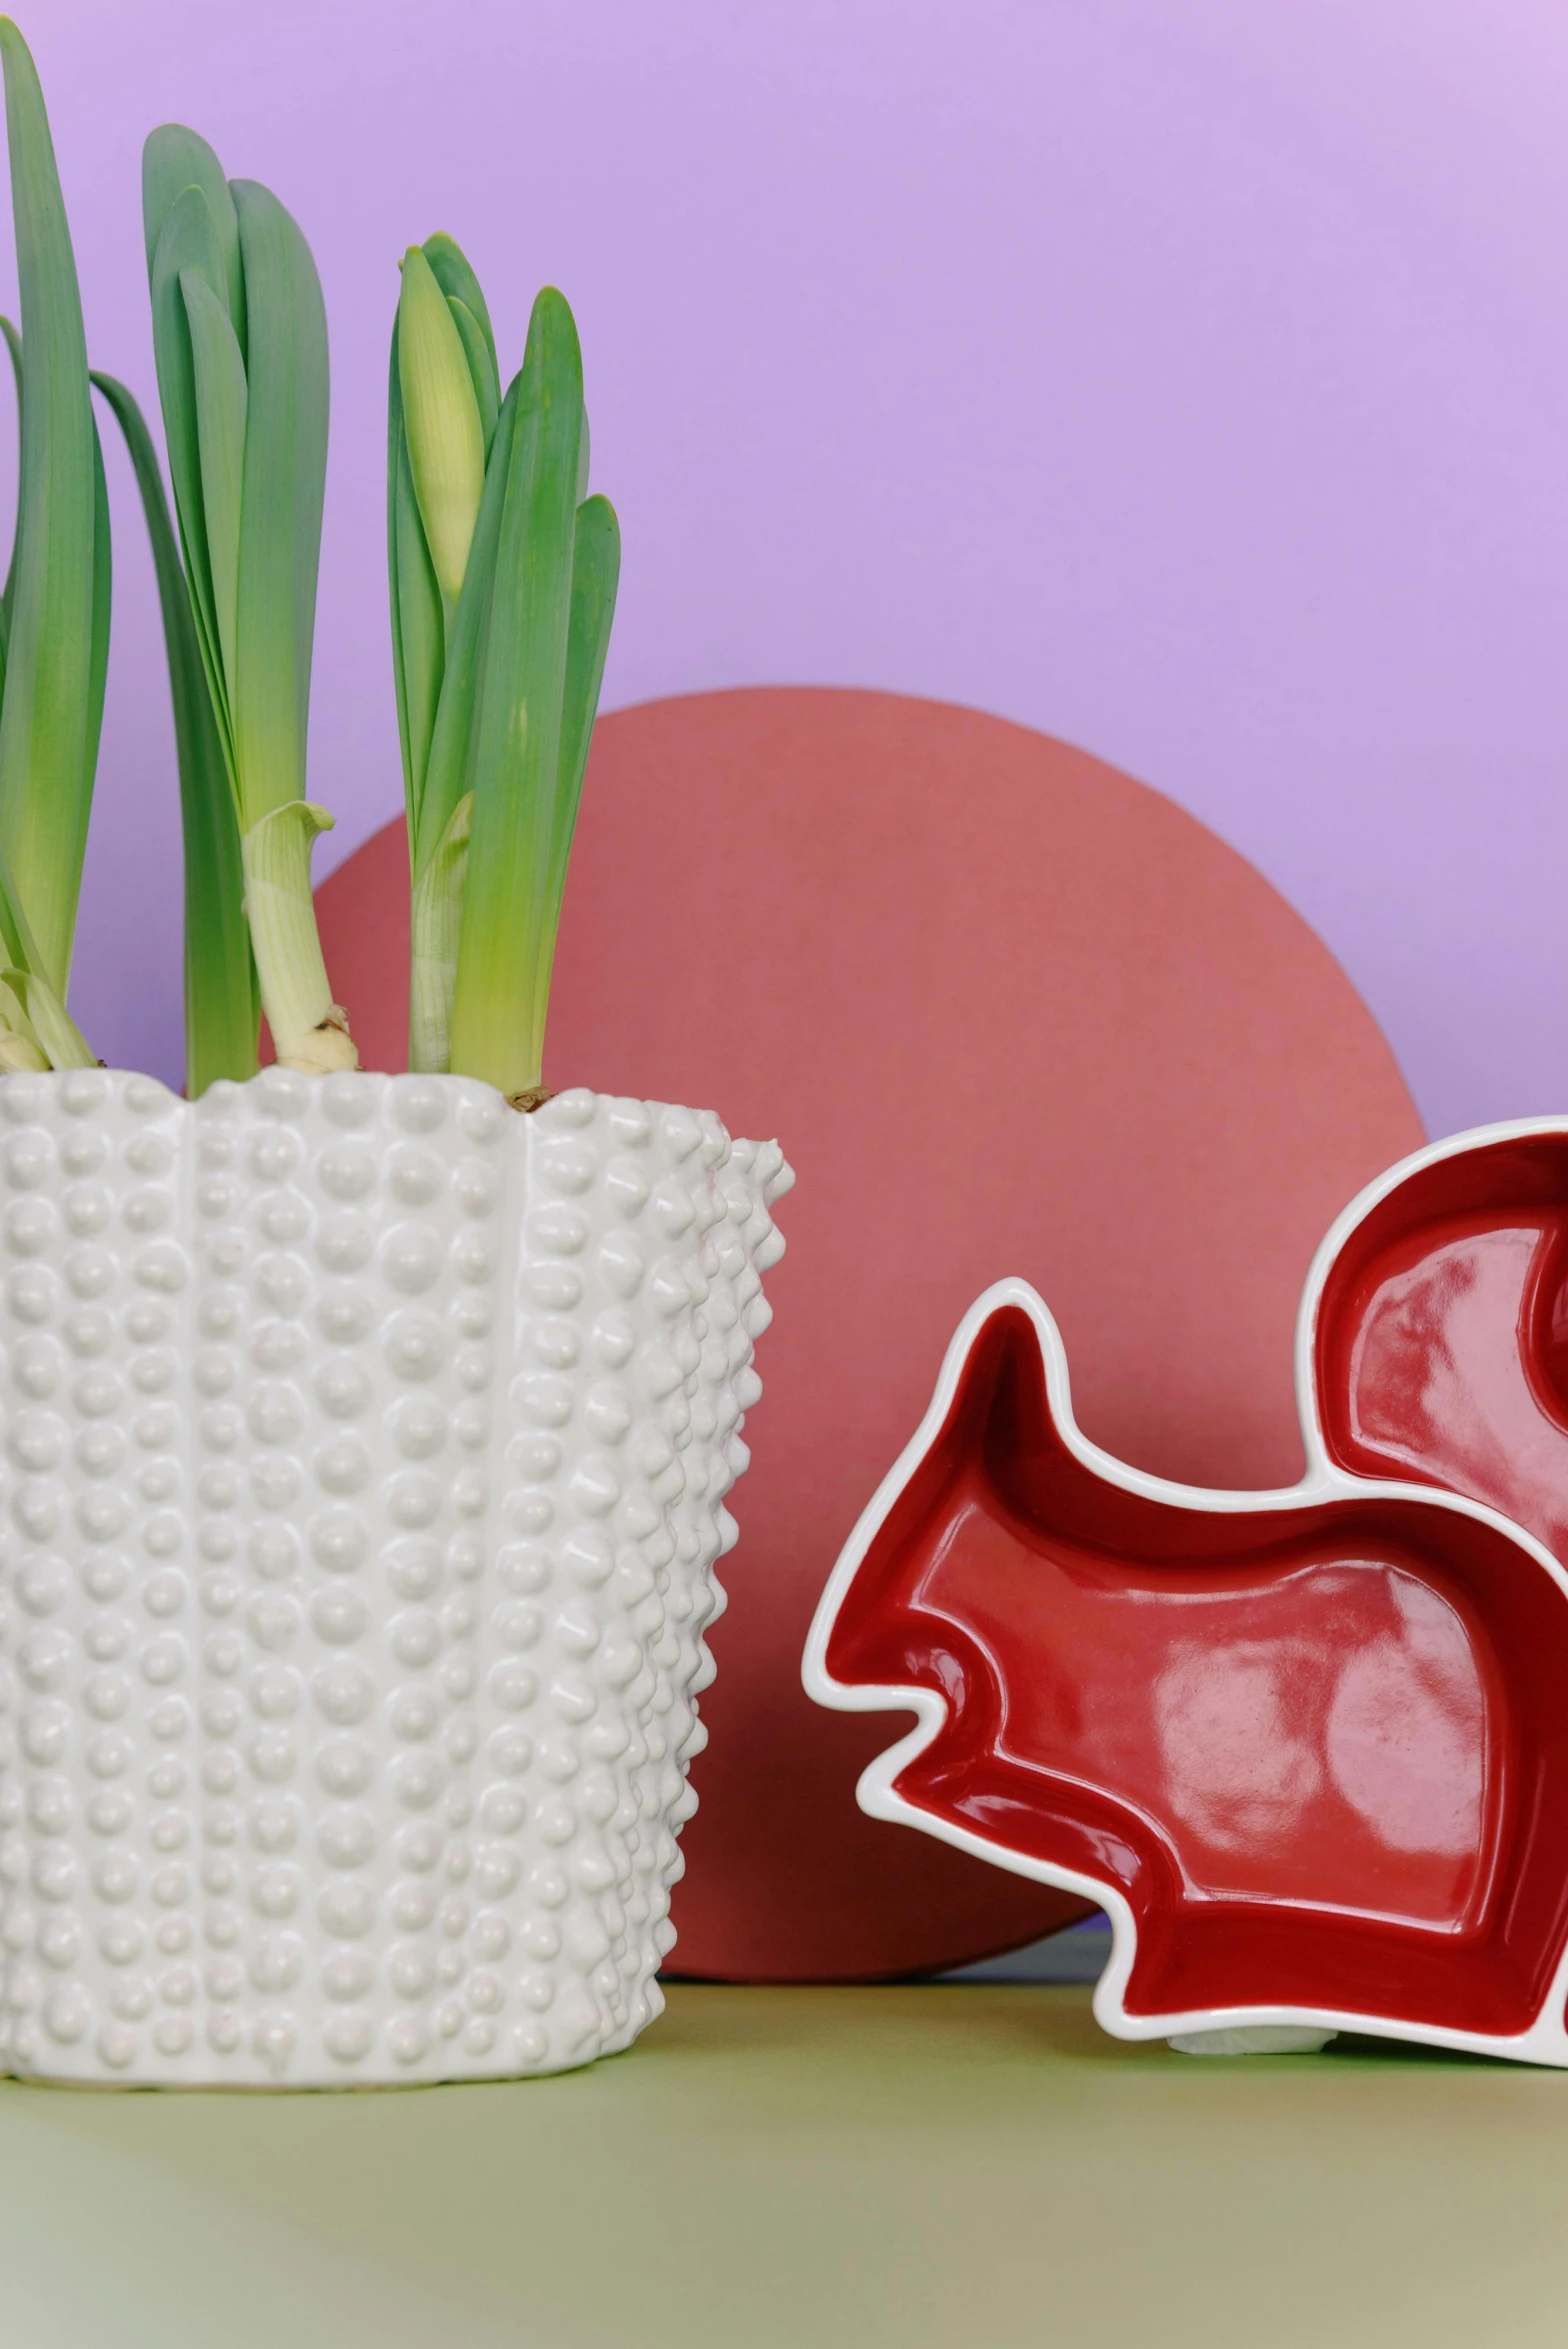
(803, 1115), (1568, 2067)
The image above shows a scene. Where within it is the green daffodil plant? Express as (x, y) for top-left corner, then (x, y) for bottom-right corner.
(0, 22), (620, 1109)
(0, 19), (108, 1075)
(390, 239), (619, 1101)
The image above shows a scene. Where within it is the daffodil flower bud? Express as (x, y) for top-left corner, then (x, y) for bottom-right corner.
(398, 243), (486, 605)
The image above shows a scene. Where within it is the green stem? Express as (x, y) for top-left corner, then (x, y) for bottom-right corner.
(241, 801), (354, 1072)
(408, 790), (471, 1073)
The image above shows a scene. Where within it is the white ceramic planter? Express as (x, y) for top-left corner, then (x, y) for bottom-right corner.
(0, 1067), (790, 2085)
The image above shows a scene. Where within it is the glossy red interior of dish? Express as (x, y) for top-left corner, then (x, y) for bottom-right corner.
(825, 1307), (1568, 2032)
(1316, 1134), (1568, 1571)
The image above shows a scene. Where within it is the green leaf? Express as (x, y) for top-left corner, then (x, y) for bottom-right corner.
(412, 376), (518, 881)
(229, 178), (328, 829)
(142, 123), (245, 354)
(449, 289), (583, 1097)
(448, 296), (499, 459)
(142, 139), (347, 1074)
(180, 266), (247, 695)
(79, 411), (110, 907)
(387, 324), (413, 814)
(388, 305), (446, 838)
(92, 368), (257, 1093)
(0, 18), (101, 994)
(0, 814), (47, 976)
(149, 180), (232, 755)
(395, 407), (443, 831)
(0, 313), (21, 637)
(421, 232), (498, 395)
(532, 491), (619, 1057)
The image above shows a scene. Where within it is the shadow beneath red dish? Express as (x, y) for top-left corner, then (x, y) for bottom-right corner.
(1325, 2034), (1516, 2067)
(826, 1307), (1568, 2037)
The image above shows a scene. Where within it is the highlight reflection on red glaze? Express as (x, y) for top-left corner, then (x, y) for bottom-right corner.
(923, 1504), (1489, 1928)
(807, 1288), (1568, 2054)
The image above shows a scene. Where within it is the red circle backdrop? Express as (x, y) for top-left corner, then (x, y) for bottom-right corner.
(315, 688), (1423, 1979)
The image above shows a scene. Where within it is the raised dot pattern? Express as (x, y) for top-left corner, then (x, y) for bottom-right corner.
(0, 1072), (791, 2084)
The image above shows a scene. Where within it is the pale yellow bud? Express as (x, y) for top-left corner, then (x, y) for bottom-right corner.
(398, 244), (486, 604)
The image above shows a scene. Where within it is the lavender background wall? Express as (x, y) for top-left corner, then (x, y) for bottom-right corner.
(11, 0), (1568, 1139)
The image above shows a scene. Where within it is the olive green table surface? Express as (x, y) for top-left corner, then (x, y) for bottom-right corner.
(2, 1983), (1566, 2348)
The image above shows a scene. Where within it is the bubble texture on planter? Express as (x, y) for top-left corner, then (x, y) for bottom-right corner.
(0, 1071), (790, 2084)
